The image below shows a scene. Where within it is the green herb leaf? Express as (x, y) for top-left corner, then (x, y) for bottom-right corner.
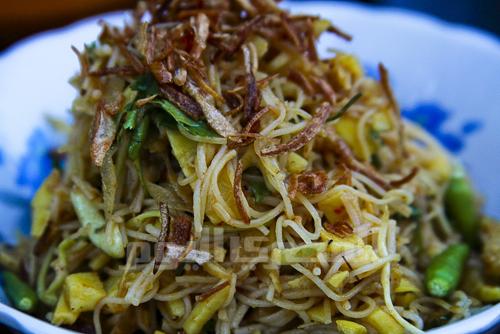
(120, 87), (140, 134)
(84, 41), (97, 53)
(250, 180), (270, 204)
(155, 100), (199, 127)
(179, 123), (218, 137)
(128, 116), (150, 160)
(327, 92), (362, 123)
(84, 42), (98, 61)
(155, 99), (219, 138)
(243, 168), (271, 204)
(123, 104), (139, 130)
(131, 72), (159, 97)
(152, 110), (177, 130)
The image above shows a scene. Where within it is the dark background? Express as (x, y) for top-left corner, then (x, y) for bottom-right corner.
(0, 0), (499, 52)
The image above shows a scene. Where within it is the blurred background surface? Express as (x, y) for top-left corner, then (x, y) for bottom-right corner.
(1, 0), (499, 51)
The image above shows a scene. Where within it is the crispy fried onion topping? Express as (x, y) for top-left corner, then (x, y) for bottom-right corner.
(261, 102), (332, 156)
(324, 221), (354, 237)
(234, 160), (251, 224)
(154, 202), (170, 273)
(185, 79), (236, 137)
(288, 171), (327, 199)
(90, 103), (117, 167)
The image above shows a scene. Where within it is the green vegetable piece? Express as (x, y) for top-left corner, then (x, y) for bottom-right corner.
(156, 100), (198, 127)
(123, 105), (139, 130)
(3, 271), (38, 313)
(70, 191), (125, 258)
(31, 169), (60, 238)
(249, 179), (270, 204)
(155, 99), (218, 137)
(327, 92), (362, 122)
(129, 115), (150, 160)
(444, 168), (479, 246)
(84, 41), (97, 53)
(425, 243), (469, 297)
(84, 41), (98, 61)
(243, 168), (271, 204)
(179, 123), (218, 138)
(131, 72), (159, 97)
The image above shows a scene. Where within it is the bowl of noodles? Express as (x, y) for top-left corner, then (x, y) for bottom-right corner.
(0, 1), (499, 334)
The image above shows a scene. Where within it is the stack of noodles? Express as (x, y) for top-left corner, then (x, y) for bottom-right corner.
(6, 1), (497, 334)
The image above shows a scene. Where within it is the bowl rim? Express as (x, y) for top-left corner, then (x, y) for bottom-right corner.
(0, 1), (499, 333)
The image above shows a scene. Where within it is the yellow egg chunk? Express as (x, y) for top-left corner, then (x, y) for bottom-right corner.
(167, 129), (197, 180)
(307, 303), (332, 324)
(287, 276), (315, 289)
(334, 117), (364, 158)
(206, 164), (240, 223)
(321, 230), (365, 254)
(318, 191), (347, 225)
(64, 272), (106, 313)
(250, 35), (269, 58)
(31, 170), (60, 237)
(370, 109), (392, 132)
(312, 19), (332, 37)
(365, 307), (404, 334)
(52, 294), (79, 326)
(329, 53), (364, 91)
(165, 298), (185, 318)
(423, 152), (452, 181)
(336, 320), (367, 334)
(287, 152), (308, 174)
(395, 292), (417, 308)
(88, 252), (111, 271)
(327, 271), (349, 289)
(183, 285), (230, 334)
(395, 278), (420, 294)
(345, 246), (379, 278)
(271, 242), (327, 265)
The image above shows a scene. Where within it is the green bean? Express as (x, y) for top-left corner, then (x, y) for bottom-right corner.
(425, 243), (469, 297)
(3, 271), (38, 313)
(444, 169), (479, 246)
(128, 115), (150, 160)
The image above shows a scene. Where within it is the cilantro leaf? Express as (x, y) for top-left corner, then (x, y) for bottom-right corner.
(243, 168), (271, 204)
(131, 72), (159, 97)
(155, 99), (218, 138)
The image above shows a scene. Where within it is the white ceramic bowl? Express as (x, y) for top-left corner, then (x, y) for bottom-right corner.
(0, 1), (499, 333)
